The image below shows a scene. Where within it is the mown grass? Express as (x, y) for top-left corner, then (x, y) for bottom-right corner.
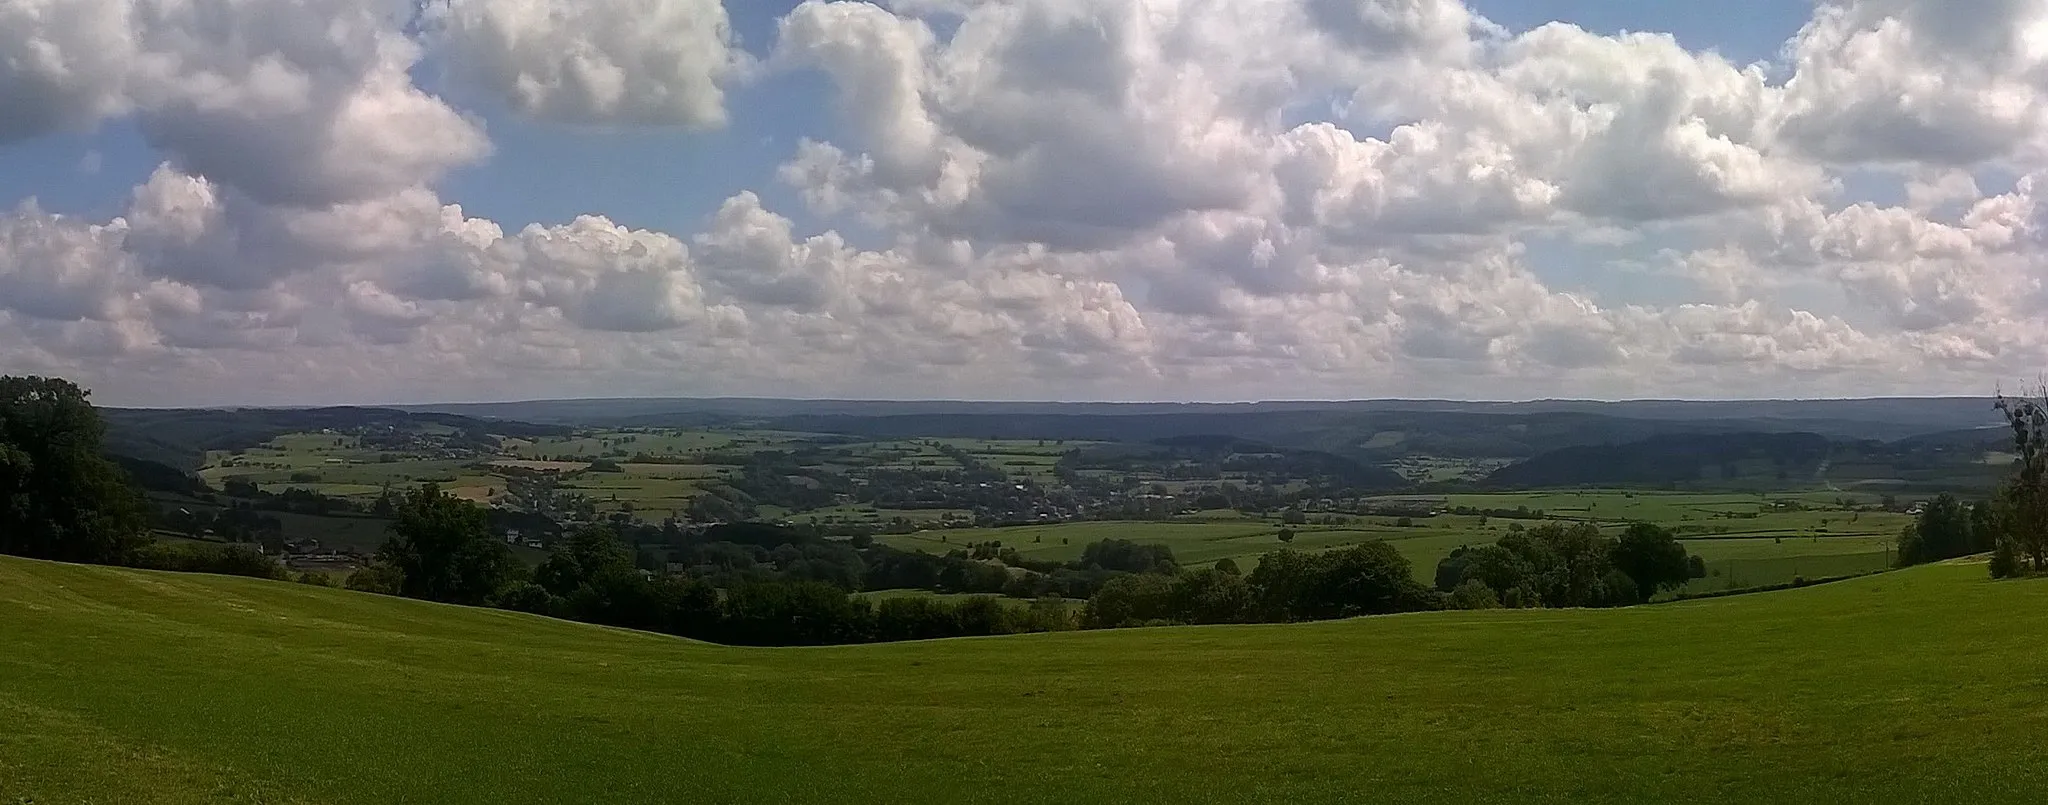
(3, 557), (2046, 804)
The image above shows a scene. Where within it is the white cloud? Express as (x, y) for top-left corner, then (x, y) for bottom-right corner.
(423, 0), (748, 128)
(0, 0), (137, 143)
(12, 0), (2048, 404)
(1777, 0), (2048, 166)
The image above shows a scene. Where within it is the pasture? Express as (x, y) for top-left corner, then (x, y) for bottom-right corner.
(4, 557), (2045, 803)
(878, 490), (1909, 594)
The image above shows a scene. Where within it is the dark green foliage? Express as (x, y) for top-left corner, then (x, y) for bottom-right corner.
(497, 582), (561, 616)
(1611, 523), (1695, 600)
(125, 541), (287, 581)
(1083, 573), (1178, 627)
(1435, 522), (1700, 608)
(377, 484), (516, 605)
(535, 527), (635, 596)
(96, 405), (567, 471)
(1897, 493), (1977, 567)
(107, 454), (208, 496)
(1169, 568), (1254, 624)
(1995, 391), (2048, 574)
(719, 581), (875, 646)
(344, 562), (405, 595)
(1486, 432), (1833, 488)
(873, 596), (966, 641)
(1211, 557), (1241, 575)
(0, 377), (149, 564)
(1990, 537), (2022, 579)
(1245, 544), (1439, 623)
(1078, 538), (1178, 574)
(1447, 579), (1501, 610)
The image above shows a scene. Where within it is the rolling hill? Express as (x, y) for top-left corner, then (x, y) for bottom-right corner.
(4, 557), (2046, 803)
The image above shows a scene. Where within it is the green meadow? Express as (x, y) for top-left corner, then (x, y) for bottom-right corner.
(3, 557), (2045, 804)
(878, 495), (1905, 593)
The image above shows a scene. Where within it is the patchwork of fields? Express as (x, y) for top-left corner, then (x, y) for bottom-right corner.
(4, 557), (2043, 804)
(189, 428), (1912, 596)
(878, 490), (1909, 595)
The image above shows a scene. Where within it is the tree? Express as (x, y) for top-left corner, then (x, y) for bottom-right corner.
(1078, 539), (1177, 574)
(1998, 389), (2048, 573)
(1447, 579), (1501, 610)
(1249, 543), (1437, 622)
(0, 376), (148, 563)
(1277, 528), (1296, 543)
(1990, 536), (2022, 579)
(535, 526), (636, 596)
(1169, 568), (1253, 624)
(378, 483), (516, 605)
(1898, 493), (1974, 566)
(1212, 557), (1241, 575)
(1084, 573), (1177, 627)
(1611, 522), (1695, 601)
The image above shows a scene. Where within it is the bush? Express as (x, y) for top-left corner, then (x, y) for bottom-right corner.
(295, 571), (336, 587)
(1083, 573), (1177, 628)
(1447, 579), (1501, 610)
(1991, 538), (2022, 579)
(125, 541), (288, 581)
(345, 562), (405, 595)
(497, 581), (562, 616)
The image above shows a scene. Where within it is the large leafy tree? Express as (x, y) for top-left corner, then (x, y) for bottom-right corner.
(1994, 390), (2048, 575)
(1611, 522), (1698, 601)
(0, 376), (147, 563)
(1896, 493), (1977, 566)
(378, 484), (516, 605)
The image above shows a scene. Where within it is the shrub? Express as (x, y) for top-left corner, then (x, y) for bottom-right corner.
(345, 563), (406, 595)
(1447, 579), (1501, 610)
(1991, 537), (2022, 579)
(126, 541), (288, 581)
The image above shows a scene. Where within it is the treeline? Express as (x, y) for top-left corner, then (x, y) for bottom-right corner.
(1078, 543), (1438, 627)
(1431, 521), (1706, 608)
(336, 486), (1080, 645)
(1894, 494), (1997, 568)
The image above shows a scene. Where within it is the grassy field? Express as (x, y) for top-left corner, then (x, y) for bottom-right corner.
(4, 557), (2047, 803)
(855, 588), (1085, 611)
(879, 505), (1901, 593)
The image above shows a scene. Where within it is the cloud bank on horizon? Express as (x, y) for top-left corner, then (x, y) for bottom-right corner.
(2, 0), (2046, 405)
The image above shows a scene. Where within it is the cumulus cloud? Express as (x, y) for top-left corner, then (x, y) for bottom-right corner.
(0, 0), (137, 143)
(423, 0), (748, 128)
(12, 0), (2048, 404)
(1777, 0), (2048, 165)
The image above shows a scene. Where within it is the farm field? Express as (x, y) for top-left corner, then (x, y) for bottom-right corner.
(5, 557), (2046, 804)
(855, 588), (1086, 611)
(876, 490), (1907, 593)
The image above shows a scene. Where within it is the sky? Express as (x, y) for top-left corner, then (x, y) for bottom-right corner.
(2, 0), (2046, 407)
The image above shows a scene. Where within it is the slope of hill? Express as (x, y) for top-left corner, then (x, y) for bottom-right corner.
(396, 396), (2001, 439)
(1487, 430), (2013, 493)
(750, 409), (1801, 461)
(4, 557), (2045, 804)
(1486, 432), (1839, 488)
(99, 407), (570, 470)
